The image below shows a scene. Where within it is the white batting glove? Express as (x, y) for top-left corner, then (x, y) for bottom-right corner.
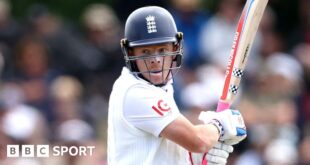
(207, 142), (234, 165)
(199, 109), (247, 145)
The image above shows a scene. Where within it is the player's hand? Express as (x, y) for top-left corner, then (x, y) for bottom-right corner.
(199, 109), (247, 145)
(207, 142), (234, 165)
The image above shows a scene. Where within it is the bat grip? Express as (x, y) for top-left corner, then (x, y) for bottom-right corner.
(216, 100), (230, 112)
(201, 101), (230, 165)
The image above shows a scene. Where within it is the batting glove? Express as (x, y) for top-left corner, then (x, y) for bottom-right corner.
(207, 142), (234, 165)
(199, 109), (247, 145)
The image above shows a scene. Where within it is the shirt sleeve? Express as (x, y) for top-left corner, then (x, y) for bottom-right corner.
(123, 85), (180, 137)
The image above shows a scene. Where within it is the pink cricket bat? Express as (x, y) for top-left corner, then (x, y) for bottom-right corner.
(189, 0), (269, 164)
(216, 0), (269, 112)
(199, 0), (269, 165)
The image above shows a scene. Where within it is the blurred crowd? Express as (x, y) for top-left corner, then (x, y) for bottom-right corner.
(0, 0), (309, 164)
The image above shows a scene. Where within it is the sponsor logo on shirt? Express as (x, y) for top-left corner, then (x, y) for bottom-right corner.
(152, 99), (171, 116)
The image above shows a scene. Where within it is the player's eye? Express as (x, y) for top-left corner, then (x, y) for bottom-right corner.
(142, 49), (151, 55)
(158, 48), (167, 54)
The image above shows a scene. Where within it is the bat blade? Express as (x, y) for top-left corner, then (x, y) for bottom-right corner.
(198, 2), (269, 164)
(216, 0), (269, 112)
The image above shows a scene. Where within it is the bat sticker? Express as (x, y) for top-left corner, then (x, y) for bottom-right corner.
(232, 68), (244, 78)
(229, 84), (239, 95)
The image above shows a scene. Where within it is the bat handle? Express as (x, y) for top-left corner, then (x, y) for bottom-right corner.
(201, 101), (230, 165)
(216, 100), (230, 112)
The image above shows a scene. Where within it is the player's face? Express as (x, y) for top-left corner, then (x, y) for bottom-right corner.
(132, 43), (174, 85)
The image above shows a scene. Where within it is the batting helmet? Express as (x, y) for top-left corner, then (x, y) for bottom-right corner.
(120, 6), (183, 84)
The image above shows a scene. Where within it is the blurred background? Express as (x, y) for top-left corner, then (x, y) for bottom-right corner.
(0, 0), (309, 164)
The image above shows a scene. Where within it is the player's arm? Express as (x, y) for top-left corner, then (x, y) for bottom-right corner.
(160, 115), (220, 153)
(124, 86), (219, 153)
(160, 114), (220, 153)
(124, 86), (246, 153)
(160, 109), (246, 153)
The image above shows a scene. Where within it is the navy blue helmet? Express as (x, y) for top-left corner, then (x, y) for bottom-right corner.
(121, 6), (183, 83)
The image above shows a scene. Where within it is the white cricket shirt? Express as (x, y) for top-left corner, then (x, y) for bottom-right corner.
(108, 67), (189, 165)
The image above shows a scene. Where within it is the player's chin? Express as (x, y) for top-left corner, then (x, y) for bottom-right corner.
(148, 73), (166, 85)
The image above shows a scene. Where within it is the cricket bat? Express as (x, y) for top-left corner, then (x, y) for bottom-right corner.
(216, 0), (269, 112)
(190, 1), (269, 164)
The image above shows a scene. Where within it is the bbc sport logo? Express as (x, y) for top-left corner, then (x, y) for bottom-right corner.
(7, 145), (95, 157)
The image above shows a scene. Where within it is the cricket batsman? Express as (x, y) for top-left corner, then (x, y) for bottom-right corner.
(107, 6), (247, 165)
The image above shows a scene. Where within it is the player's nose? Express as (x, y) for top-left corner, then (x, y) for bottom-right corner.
(150, 56), (161, 64)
